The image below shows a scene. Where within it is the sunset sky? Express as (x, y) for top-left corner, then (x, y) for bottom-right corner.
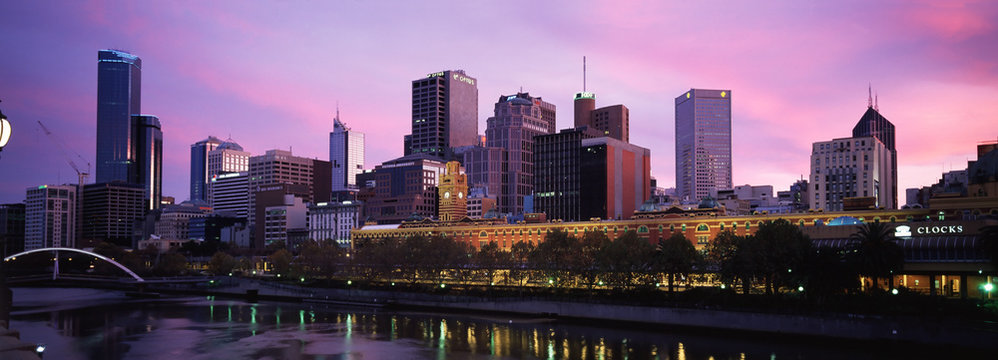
(1, 1), (996, 204)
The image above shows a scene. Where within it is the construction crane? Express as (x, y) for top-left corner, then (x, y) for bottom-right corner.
(37, 120), (90, 188)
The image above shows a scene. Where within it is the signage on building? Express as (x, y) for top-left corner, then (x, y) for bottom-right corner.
(453, 73), (475, 86)
(894, 224), (964, 238)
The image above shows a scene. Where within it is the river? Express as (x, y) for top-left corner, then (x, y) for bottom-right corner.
(8, 287), (971, 359)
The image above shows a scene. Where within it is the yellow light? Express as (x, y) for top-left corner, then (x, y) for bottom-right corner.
(720, 91), (727, 98)
(686, 92), (690, 99)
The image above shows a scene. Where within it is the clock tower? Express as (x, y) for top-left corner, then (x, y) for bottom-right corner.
(438, 161), (468, 222)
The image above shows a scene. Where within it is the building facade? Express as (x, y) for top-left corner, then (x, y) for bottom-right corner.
(155, 203), (209, 241)
(132, 115), (162, 210)
(209, 172), (249, 218)
(247, 149), (325, 243)
(24, 185), (76, 250)
(810, 136), (893, 212)
(80, 182), (146, 248)
(675, 89), (732, 202)
(263, 194), (307, 248)
(533, 127), (601, 221)
(852, 103), (897, 209)
(361, 154), (447, 224)
(0, 203), (26, 257)
(190, 136), (223, 202)
(438, 161), (468, 221)
(206, 139), (250, 201)
(96, 49), (141, 184)
(578, 137), (651, 220)
(405, 70), (478, 160)
(483, 92), (556, 215)
(308, 200), (362, 247)
(330, 112), (365, 192)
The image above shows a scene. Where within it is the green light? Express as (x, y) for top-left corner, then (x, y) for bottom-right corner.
(598, 281), (604, 286)
(347, 280), (352, 285)
(985, 283), (994, 292)
(228, 272), (233, 276)
(300, 277), (305, 282)
(548, 279), (554, 285)
(720, 284), (726, 289)
(390, 282), (395, 286)
(38, 185), (47, 189)
(798, 286), (804, 292)
(209, 280), (215, 284)
(440, 283), (446, 288)
(891, 288), (899, 295)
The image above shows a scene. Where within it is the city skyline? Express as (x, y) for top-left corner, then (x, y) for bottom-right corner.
(1, 1), (997, 204)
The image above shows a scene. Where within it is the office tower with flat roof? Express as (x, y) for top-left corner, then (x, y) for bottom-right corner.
(190, 136), (222, 202)
(810, 136), (892, 212)
(132, 115), (162, 210)
(96, 49), (141, 183)
(362, 154), (447, 224)
(405, 70), (478, 160)
(247, 149), (327, 246)
(24, 185), (76, 250)
(675, 89), (732, 202)
(206, 139), (250, 201)
(573, 92), (629, 142)
(329, 111), (365, 191)
(80, 182), (146, 248)
(209, 172), (249, 218)
(484, 92), (556, 215)
(308, 201), (362, 248)
(533, 127), (602, 221)
(852, 98), (897, 209)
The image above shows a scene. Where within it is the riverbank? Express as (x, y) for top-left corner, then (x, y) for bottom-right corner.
(115, 278), (996, 350)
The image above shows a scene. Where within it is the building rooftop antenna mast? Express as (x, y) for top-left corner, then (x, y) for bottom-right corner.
(583, 56), (587, 92)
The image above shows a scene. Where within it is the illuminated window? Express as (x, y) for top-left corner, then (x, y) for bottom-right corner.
(696, 224), (709, 232)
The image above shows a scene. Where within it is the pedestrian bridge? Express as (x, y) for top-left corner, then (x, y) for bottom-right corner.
(3, 247), (145, 282)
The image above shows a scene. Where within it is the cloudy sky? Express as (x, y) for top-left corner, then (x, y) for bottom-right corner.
(1, 0), (996, 204)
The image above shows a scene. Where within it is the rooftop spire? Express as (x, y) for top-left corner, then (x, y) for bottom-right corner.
(583, 56), (587, 92)
(875, 92), (879, 112)
(868, 83), (873, 108)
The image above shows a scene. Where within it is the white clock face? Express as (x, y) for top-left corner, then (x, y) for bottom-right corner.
(458, 192), (464, 199)
(444, 191), (451, 199)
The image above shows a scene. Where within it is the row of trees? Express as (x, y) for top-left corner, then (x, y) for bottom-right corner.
(228, 219), (906, 299)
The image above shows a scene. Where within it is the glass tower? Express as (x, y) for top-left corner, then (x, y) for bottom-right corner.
(132, 115), (162, 210)
(329, 112), (365, 191)
(96, 49), (141, 183)
(675, 89), (732, 202)
(190, 136), (222, 202)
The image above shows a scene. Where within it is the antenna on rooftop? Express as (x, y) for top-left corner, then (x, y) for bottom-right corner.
(583, 56), (587, 92)
(868, 83), (873, 108)
(875, 92), (879, 112)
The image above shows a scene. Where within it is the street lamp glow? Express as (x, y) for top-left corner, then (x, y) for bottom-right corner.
(0, 111), (11, 149)
(891, 288), (899, 295)
(985, 283), (994, 292)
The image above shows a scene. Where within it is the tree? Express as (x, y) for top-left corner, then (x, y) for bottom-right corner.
(577, 231), (610, 289)
(706, 230), (756, 294)
(753, 219), (813, 294)
(93, 242), (147, 276)
(655, 232), (700, 293)
(207, 251), (236, 275)
(849, 221), (904, 291)
(269, 249), (293, 277)
(152, 252), (188, 276)
(531, 229), (579, 288)
(294, 239), (342, 278)
(508, 241), (535, 288)
(598, 231), (655, 290)
(474, 241), (507, 285)
(798, 246), (858, 302)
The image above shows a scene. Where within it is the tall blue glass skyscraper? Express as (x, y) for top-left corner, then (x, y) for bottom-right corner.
(675, 89), (732, 202)
(96, 49), (142, 183)
(133, 115), (162, 210)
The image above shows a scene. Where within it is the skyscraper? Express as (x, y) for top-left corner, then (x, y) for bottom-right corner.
(675, 89), (732, 202)
(206, 138), (250, 202)
(405, 70), (478, 160)
(96, 49), (141, 183)
(24, 185), (76, 250)
(190, 136), (222, 202)
(132, 115), (162, 210)
(852, 96), (897, 209)
(329, 110), (365, 191)
(484, 92), (556, 215)
(810, 136), (892, 211)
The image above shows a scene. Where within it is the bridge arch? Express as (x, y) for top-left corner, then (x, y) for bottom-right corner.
(4, 247), (145, 282)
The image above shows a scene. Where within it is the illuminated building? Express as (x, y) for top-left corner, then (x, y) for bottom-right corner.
(573, 92), (629, 142)
(247, 149), (330, 246)
(484, 92), (556, 214)
(361, 154), (447, 224)
(308, 200), (362, 247)
(24, 185), (76, 250)
(206, 138), (249, 201)
(132, 115), (162, 210)
(329, 110), (365, 191)
(154, 202), (210, 242)
(534, 127), (600, 221)
(438, 161), (468, 221)
(810, 136), (893, 211)
(80, 182), (146, 248)
(404, 70), (478, 160)
(264, 195), (306, 248)
(675, 89), (732, 202)
(96, 49), (141, 184)
(190, 136), (222, 202)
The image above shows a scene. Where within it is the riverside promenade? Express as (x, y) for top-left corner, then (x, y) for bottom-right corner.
(147, 278), (996, 349)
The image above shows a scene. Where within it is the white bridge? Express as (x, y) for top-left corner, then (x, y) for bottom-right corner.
(3, 247), (145, 282)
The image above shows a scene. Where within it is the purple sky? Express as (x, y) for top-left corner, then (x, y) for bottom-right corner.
(1, 1), (996, 204)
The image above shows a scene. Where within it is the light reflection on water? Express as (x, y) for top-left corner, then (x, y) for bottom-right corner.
(6, 287), (962, 360)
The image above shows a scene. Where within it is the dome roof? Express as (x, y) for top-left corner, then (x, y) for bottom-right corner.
(217, 140), (243, 151)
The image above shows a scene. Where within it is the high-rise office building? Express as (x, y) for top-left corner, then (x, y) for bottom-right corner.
(329, 111), (365, 191)
(579, 137), (651, 220)
(573, 92), (629, 142)
(209, 172), (249, 218)
(247, 149), (327, 246)
(675, 89), (732, 202)
(0, 203), (26, 257)
(405, 70), (478, 160)
(190, 136), (223, 202)
(132, 115), (162, 210)
(361, 154), (447, 224)
(80, 182), (146, 248)
(533, 127), (601, 221)
(852, 98), (897, 209)
(206, 139), (250, 201)
(810, 136), (893, 211)
(24, 185), (76, 250)
(484, 92), (556, 215)
(96, 49), (141, 184)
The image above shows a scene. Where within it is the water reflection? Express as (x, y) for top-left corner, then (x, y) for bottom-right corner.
(8, 287), (975, 359)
